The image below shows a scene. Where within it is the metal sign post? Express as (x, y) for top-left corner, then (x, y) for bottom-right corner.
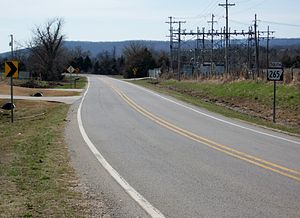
(267, 62), (283, 123)
(5, 61), (19, 123)
(4, 35), (19, 123)
(67, 65), (75, 87)
(10, 76), (13, 123)
(10, 35), (14, 123)
(273, 81), (276, 123)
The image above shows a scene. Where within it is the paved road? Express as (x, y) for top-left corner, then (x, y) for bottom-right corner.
(71, 75), (300, 217)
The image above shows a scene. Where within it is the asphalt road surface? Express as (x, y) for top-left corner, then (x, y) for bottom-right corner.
(68, 75), (300, 218)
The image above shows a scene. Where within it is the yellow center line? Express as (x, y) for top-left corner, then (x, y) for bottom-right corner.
(103, 79), (300, 182)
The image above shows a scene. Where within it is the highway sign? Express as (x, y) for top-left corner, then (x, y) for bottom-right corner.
(267, 68), (283, 81)
(4, 61), (19, 78)
(132, 67), (138, 76)
(67, 65), (75, 73)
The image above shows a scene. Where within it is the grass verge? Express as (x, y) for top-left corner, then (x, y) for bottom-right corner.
(129, 79), (300, 135)
(52, 76), (87, 89)
(0, 100), (87, 217)
(3, 75), (87, 90)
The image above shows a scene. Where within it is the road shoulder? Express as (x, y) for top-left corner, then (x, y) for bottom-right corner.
(65, 99), (149, 217)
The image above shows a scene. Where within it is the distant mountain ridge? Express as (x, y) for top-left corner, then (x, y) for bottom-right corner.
(1, 38), (300, 58)
(63, 38), (300, 57)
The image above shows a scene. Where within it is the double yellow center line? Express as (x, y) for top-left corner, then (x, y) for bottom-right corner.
(107, 81), (300, 182)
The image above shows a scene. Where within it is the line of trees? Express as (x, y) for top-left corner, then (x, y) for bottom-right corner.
(0, 18), (169, 80)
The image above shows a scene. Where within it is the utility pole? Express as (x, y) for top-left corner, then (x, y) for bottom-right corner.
(166, 16), (174, 71)
(259, 26), (274, 71)
(166, 17), (185, 79)
(254, 14), (260, 78)
(249, 26), (256, 80)
(177, 21), (186, 81)
(219, 0), (235, 74)
(264, 26), (274, 69)
(196, 26), (200, 66)
(9, 34), (14, 123)
(266, 26), (270, 69)
(202, 27), (205, 64)
(208, 14), (217, 75)
(166, 16), (174, 72)
(247, 26), (252, 79)
(220, 27), (223, 48)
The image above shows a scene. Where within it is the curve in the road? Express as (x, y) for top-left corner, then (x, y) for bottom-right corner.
(77, 77), (166, 218)
(120, 79), (300, 145)
(105, 80), (300, 183)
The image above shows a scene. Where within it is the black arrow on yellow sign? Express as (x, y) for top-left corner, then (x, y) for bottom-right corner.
(5, 61), (19, 78)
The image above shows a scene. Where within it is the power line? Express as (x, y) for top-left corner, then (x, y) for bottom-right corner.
(199, 0), (220, 17)
(229, 19), (251, 26)
(166, 2), (280, 78)
(231, 0), (268, 15)
(260, 20), (300, 27)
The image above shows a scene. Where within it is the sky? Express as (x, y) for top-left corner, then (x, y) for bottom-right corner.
(1, 0), (300, 52)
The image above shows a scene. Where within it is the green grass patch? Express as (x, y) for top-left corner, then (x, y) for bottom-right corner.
(108, 75), (124, 79)
(0, 100), (87, 217)
(160, 80), (299, 110)
(130, 79), (300, 135)
(52, 75), (87, 89)
(12, 75), (87, 89)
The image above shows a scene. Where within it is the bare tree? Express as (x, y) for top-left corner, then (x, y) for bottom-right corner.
(28, 18), (66, 81)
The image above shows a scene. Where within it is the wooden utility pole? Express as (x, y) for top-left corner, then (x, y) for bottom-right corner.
(9, 34), (14, 123)
(202, 27), (205, 64)
(266, 26), (270, 69)
(254, 14), (260, 78)
(166, 17), (185, 80)
(259, 26), (274, 71)
(264, 26), (274, 69)
(208, 14), (217, 75)
(219, 0), (235, 74)
(196, 26), (200, 66)
(177, 21), (186, 81)
(247, 26), (253, 79)
(166, 16), (174, 72)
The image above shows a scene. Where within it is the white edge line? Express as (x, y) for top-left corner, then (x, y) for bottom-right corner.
(77, 76), (165, 218)
(115, 78), (300, 145)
